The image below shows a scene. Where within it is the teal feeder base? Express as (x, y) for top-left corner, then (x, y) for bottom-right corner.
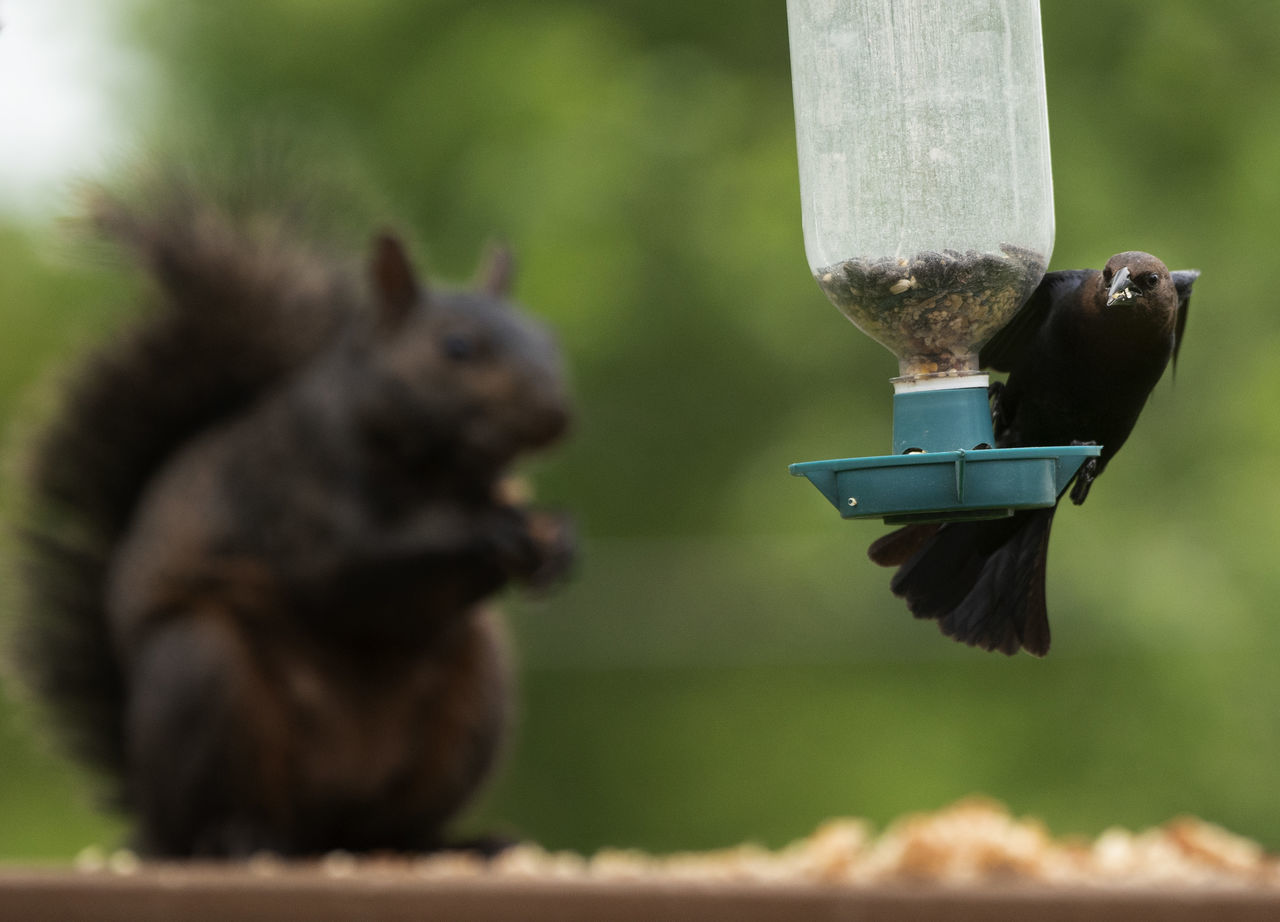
(790, 445), (1100, 522)
(791, 376), (1102, 523)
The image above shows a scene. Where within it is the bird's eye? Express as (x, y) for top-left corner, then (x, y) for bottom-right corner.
(1102, 267), (1113, 285)
(442, 333), (474, 360)
(1143, 272), (1160, 289)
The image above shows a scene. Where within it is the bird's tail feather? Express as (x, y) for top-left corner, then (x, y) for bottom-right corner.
(867, 523), (941, 567)
(868, 509), (1056, 656)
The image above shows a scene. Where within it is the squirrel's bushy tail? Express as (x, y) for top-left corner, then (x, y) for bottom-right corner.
(15, 187), (359, 795)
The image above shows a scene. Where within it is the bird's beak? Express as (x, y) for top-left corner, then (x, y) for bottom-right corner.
(1105, 266), (1139, 307)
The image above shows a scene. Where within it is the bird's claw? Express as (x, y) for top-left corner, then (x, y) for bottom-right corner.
(1068, 444), (1100, 505)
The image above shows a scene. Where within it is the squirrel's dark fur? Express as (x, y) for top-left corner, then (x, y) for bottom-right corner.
(15, 187), (573, 857)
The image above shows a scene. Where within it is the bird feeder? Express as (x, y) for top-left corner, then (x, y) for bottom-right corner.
(785, 0), (1099, 523)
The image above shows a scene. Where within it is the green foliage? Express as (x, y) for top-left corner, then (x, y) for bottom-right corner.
(471, 653), (1280, 854)
(2, 0), (1278, 859)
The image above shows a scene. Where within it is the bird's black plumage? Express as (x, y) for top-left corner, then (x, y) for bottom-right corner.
(868, 252), (1198, 655)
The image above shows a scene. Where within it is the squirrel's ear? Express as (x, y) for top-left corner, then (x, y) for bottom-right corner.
(476, 242), (515, 298)
(370, 233), (423, 329)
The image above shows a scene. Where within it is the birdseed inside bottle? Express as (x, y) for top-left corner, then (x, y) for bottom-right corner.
(814, 244), (1046, 378)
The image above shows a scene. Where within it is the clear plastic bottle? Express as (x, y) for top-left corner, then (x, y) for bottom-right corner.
(787, 0), (1054, 380)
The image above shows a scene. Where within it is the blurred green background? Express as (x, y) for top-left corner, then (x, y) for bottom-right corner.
(1, 0), (1277, 860)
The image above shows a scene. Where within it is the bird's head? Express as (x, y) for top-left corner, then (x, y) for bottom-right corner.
(1102, 252), (1171, 308)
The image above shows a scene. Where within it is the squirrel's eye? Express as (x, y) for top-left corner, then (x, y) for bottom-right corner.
(1143, 272), (1160, 289)
(443, 334), (473, 360)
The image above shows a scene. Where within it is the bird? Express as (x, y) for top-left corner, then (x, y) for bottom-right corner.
(867, 251), (1199, 656)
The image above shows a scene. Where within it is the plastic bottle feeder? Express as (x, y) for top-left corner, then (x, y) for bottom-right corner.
(785, 0), (1098, 524)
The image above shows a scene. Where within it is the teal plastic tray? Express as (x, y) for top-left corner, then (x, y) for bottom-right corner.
(789, 445), (1101, 523)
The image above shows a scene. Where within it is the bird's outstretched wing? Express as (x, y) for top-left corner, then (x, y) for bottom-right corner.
(979, 269), (1091, 372)
(1171, 269), (1199, 371)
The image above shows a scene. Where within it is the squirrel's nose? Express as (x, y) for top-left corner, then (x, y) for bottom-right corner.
(536, 401), (571, 444)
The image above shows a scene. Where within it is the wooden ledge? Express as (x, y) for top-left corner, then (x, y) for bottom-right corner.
(2, 866), (1280, 922)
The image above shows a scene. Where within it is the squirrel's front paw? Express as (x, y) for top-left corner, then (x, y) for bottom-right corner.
(521, 510), (575, 589)
(488, 506), (572, 588)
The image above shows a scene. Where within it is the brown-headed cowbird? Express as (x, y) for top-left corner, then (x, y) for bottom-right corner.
(868, 252), (1198, 656)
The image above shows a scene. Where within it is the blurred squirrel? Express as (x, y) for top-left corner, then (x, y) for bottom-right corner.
(14, 185), (574, 857)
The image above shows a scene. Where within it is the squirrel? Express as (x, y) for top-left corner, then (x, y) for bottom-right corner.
(13, 185), (574, 857)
